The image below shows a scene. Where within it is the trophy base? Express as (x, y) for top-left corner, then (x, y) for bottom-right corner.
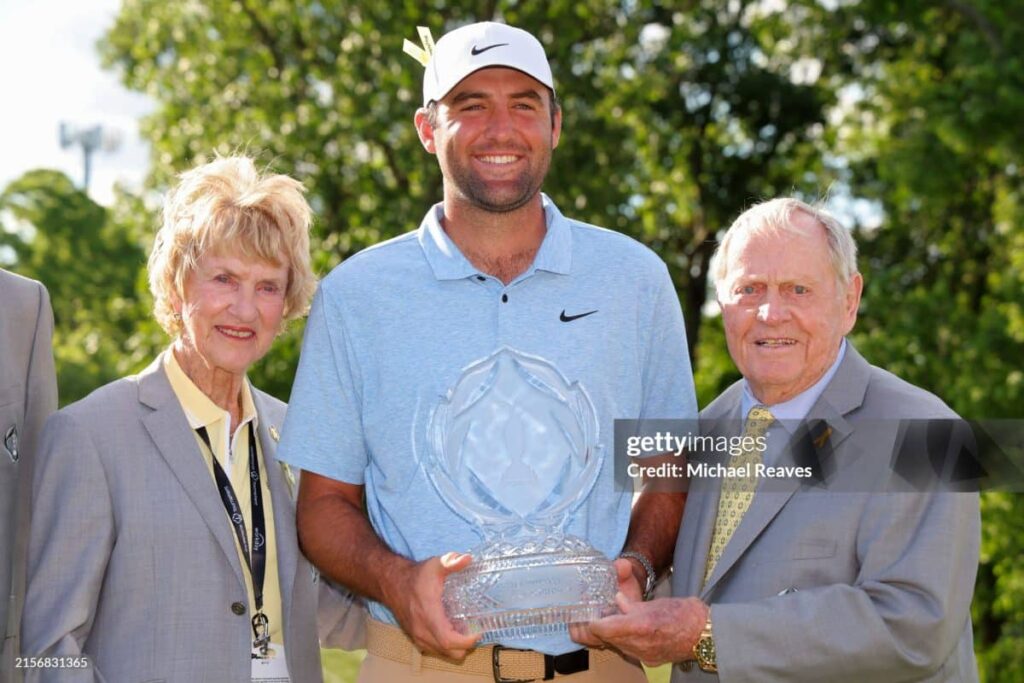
(443, 536), (617, 643)
(455, 603), (614, 644)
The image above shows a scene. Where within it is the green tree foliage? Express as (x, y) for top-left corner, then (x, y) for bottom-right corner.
(98, 0), (836, 376)
(0, 170), (153, 404)
(553, 1), (832, 356)
(821, 2), (1024, 677)
(829, 1), (1024, 415)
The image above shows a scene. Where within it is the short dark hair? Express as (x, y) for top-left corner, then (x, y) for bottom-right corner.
(423, 89), (561, 129)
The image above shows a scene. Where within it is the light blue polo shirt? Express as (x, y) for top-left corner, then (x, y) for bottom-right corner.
(277, 194), (697, 654)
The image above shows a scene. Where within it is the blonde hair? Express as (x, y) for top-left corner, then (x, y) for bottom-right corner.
(711, 197), (859, 297)
(149, 156), (317, 336)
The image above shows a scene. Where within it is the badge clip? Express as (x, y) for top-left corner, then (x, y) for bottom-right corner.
(252, 612), (271, 658)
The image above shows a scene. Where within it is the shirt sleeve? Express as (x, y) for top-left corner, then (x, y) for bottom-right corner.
(276, 282), (368, 484)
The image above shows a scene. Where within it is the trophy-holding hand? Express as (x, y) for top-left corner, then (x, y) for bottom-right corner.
(568, 558), (642, 648)
(385, 551), (481, 659)
(579, 595), (709, 666)
(616, 557), (646, 603)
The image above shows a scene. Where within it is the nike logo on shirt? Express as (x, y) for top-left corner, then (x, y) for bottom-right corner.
(560, 310), (598, 322)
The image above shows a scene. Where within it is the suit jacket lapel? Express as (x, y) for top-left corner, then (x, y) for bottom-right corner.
(138, 353), (247, 589)
(679, 485), (717, 598)
(683, 388), (741, 598)
(700, 448), (803, 597)
(698, 343), (871, 597)
(805, 344), (869, 454)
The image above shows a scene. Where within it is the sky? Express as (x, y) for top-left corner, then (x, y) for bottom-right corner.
(0, 0), (153, 205)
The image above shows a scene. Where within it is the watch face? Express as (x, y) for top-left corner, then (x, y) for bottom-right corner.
(695, 637), (716, 666)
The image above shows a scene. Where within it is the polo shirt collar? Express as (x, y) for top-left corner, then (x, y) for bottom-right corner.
(532, 195), (573, 276)
(164, 348), (259, 432)
(417, 193), (573, 280)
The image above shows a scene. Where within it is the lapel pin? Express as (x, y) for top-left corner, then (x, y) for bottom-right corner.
(269, 425), (280, 442)
(4, 426), (18, 463)
(281, 462), (297, 499)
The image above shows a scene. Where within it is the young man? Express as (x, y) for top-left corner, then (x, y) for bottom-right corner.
(278, 21), (697, 682)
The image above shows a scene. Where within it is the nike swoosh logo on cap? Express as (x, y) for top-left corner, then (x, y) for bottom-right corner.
(471, 43), (509, 56)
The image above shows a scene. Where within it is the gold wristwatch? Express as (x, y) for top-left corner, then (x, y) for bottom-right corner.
(692, 610), (717, 673)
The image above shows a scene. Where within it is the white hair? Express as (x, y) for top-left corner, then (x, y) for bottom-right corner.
(148, 156), (316, 336)
(711, 197), (859, 297)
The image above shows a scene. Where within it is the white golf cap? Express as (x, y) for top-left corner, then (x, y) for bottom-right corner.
(422, 22), (555, 106)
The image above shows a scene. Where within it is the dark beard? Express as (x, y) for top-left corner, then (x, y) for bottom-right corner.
(443, 144), (552, 214)
(457, 173), (541, 213)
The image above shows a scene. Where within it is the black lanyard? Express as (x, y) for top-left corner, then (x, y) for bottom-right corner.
(196, 422), (270, 653)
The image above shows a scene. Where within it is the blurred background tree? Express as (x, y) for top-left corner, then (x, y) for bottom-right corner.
(827, 1), (1024, 678)
(0, 170), (152, 403)
(1, 0), (1020, 679)
(93, 0), (841, 393)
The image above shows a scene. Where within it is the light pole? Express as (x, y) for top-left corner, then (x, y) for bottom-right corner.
(58, 123), (121, 191)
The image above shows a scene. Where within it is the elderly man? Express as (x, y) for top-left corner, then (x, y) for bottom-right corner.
(277, 20), (697, 683)
(0, 269), (57, 682)
(581, 198), (980, 682)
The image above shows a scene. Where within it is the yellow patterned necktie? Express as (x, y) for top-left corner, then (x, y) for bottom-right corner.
(703, 405), (775, 585)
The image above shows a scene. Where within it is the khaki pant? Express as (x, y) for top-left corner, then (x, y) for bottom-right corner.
(357, 651), (647, 682)
(358, 620), (647, 683)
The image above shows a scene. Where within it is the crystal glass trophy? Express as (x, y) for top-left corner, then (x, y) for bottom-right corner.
(425, 347), (617, 642)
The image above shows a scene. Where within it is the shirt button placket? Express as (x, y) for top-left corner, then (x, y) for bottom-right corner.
(497, 288), (510, 344)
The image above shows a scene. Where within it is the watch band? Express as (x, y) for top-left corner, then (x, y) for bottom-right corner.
(692, 610), (717, 673)
(618, 550), (656, 600)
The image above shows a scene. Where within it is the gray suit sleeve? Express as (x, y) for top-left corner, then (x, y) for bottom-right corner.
(15, 282), (58, 591)
(22, 410), (110, 683)
(712, 490), (980, 682)
(21, 282), (58, 479)
(2, 280), (57, 679)
(316, 577), (367, 651)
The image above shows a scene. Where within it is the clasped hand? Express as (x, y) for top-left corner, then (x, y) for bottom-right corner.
(570, 560), (709, 666)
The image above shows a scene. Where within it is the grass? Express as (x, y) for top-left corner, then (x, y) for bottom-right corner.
(320, 648), (364, 683)
(646, 662), (673, 682)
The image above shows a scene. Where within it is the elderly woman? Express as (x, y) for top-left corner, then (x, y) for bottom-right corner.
(22, 157), (336, 682)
